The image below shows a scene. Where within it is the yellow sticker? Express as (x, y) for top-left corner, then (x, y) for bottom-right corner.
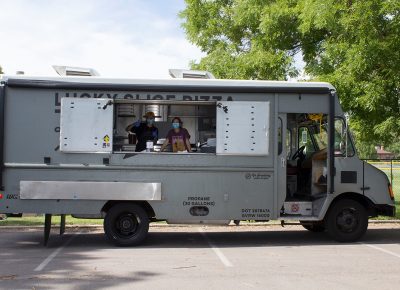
(103, 135), (110, 143)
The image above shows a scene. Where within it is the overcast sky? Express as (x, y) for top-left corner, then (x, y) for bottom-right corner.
(0, 0), (204, 78)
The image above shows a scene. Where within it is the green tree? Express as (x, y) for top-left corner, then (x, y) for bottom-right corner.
(181, 0), (400, 147)
(386, 142), (400, 158)
(355, 141), (378, 159)
(0, 65), (3, 74)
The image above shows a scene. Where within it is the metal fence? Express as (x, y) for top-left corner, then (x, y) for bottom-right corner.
(363, 159), (400, 199)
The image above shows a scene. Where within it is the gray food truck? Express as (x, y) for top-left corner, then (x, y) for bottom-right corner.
(0, 75), (395, 246)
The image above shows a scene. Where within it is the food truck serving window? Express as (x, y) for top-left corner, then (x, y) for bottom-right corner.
(216, 101), (270, 155)
(60, 98), (114, 153)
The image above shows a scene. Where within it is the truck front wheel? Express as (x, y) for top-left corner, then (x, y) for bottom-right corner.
(104, 203), (149, 247)
(326, 199), (368, 242)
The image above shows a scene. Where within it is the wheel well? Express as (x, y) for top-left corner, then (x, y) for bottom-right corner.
(101, 201), (156, 218)
(331, 192), (377, 216)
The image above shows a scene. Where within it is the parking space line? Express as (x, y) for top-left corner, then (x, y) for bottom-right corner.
(198, 228), (233, 267)
(361, 243), (400, 259)
(34, 232), (81, 272)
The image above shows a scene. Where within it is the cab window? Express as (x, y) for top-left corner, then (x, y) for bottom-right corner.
(334, 118), (355, 156)
(286, 128), (292, 159)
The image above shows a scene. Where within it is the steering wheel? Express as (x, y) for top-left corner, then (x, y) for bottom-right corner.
(292, 145), (306, 160)
(198, 142), (208, 148)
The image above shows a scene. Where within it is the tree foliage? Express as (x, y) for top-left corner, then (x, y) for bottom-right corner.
(355, 141), (378, 159)
(386, 141), (400, 158)
(0, 65), (3, 74)
(181, 0), (400, 150)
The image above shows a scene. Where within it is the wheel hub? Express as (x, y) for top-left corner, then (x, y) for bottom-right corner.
(337, 209), (358, 233)
(116, 214), (139, 236)
(121, 218), (133, 230)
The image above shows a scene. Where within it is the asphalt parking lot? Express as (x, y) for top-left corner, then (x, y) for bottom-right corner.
(1, 223), (400, 290)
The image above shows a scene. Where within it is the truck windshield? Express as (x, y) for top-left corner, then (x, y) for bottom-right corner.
(297, 114), (328, 153)
(309, 119), (355, 156)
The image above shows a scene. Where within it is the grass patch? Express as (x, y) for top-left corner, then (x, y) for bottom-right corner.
(372, 199), (400, 220)
(0, 215), (103, 226)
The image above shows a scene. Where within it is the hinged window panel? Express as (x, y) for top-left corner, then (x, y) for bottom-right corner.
(60, 98), (113, 153)
(216, 101), (270, 155)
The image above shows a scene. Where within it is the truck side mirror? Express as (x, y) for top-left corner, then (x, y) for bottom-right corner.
(339, 141), (345, 152)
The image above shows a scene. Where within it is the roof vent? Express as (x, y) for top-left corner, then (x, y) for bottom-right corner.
(53, 65), (100, 77)
(169, 69), (215, 79)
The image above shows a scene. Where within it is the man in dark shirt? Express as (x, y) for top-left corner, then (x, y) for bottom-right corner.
(126, 111), (158, 152)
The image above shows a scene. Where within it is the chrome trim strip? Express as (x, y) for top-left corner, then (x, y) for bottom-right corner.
(20, 181), (162, 200)
(5, 162), (272, 172)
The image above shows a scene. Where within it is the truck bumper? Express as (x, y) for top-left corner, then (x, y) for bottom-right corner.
(375, 204), (396, 217)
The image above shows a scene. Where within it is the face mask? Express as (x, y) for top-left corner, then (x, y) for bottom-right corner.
(172, 122), (180, 129)
(146, 118), (155, 125)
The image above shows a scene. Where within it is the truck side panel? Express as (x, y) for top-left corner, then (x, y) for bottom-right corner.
(2, 168), (275, 220)
(0, 87), (277, 220)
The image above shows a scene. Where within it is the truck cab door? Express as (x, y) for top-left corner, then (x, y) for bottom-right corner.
(333, 118), (365, 197)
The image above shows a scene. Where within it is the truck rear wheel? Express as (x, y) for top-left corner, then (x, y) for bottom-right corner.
(104, 203), (149, 247)
(326, 199), (368, 242)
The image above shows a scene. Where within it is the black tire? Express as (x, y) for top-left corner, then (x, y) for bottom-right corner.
(300, 221), (325, 232)
(325, 199), (368, 242)
(104, 203), (149, 247)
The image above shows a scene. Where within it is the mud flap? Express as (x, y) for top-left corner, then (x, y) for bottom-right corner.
(60, 214), (66, 235)
(44, 214), (52, 246)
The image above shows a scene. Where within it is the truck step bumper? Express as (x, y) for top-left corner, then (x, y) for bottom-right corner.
(375, 204), (396, 217)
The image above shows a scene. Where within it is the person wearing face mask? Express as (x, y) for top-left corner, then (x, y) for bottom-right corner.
(160, 117), (192, 153)
(126, 111), (158, 152)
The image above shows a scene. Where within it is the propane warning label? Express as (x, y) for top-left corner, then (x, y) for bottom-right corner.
(183, 196), (215, 207)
